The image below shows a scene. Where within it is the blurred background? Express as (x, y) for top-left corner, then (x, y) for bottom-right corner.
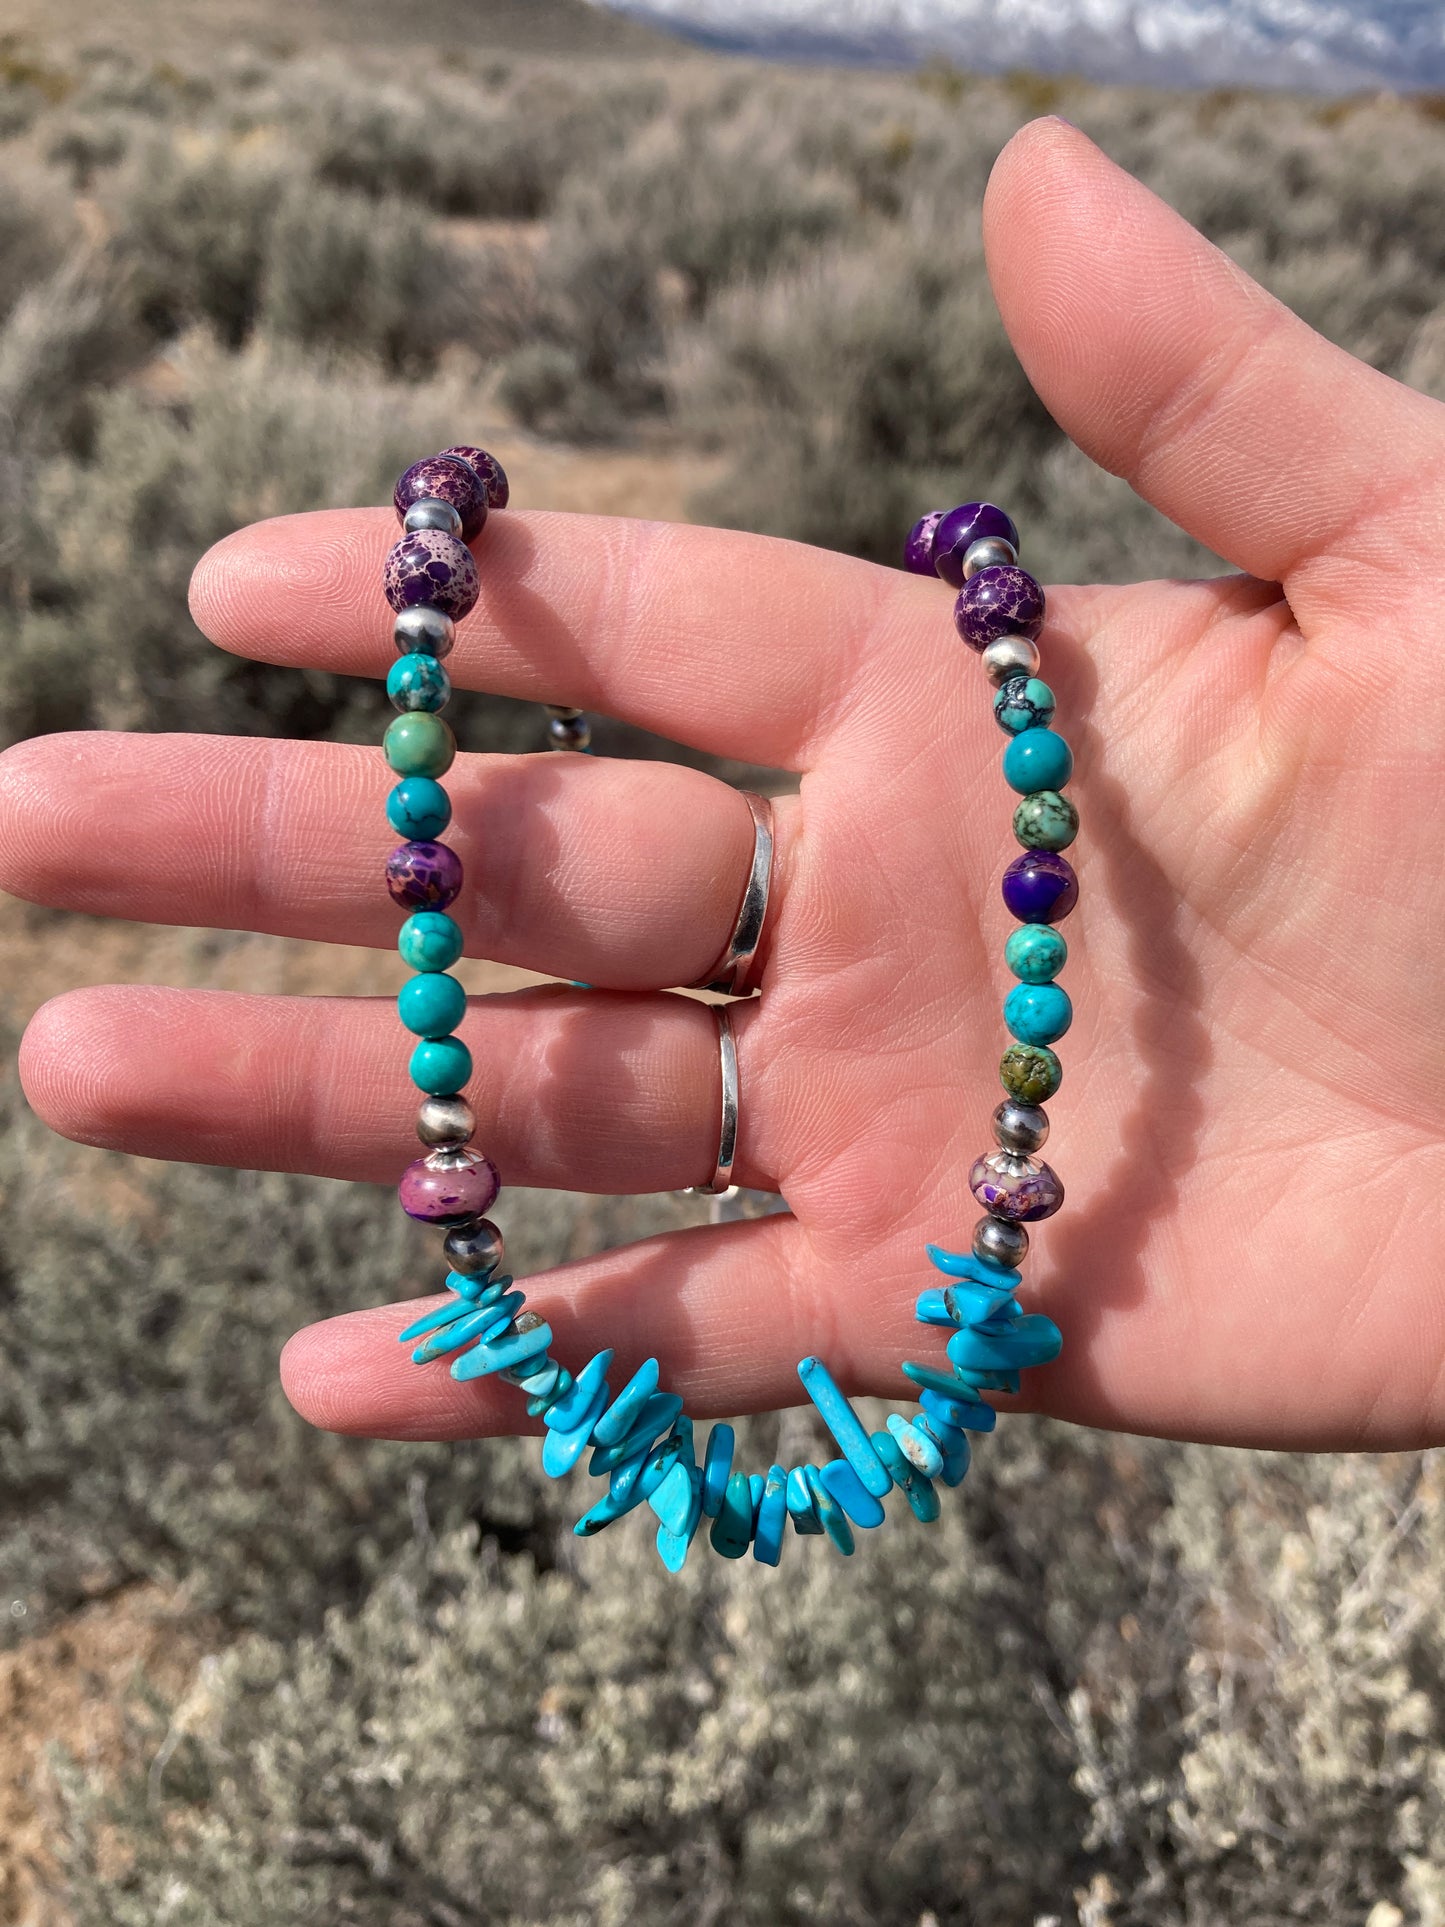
(2, 2), (1445, 1922)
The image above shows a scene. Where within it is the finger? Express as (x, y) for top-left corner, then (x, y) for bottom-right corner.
(0, 730), (783, 993)
(18, 982), (776, 1195)
(984, 118), (1445, 611)
(190, 508), (914, 768)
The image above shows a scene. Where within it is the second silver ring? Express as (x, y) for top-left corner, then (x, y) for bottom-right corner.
(697, 1003), (740, 1195)
(690, 791), (775, 997)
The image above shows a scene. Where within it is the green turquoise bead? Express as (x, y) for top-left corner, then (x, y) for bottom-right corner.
(1003, 727), (1072, 795)
(993, 676), (1055, 735)
(1003, 981), (1072, 1047)
(1012, 789), (1078, 852)
(386, 776), (451, 841)
(409, 1034), (472, 1095)
(999, 1041), (1062, 1105)
(384, 711), (456, 778)
(387, 652), (451, 713)
(398, 911), (464, 972)
(398, 971), (468, 1038)
(1005, 923), (1067, 984)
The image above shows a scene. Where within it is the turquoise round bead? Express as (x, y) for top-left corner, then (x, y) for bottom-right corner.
(1003, 981), (1073, 1047)
(387, 652), (451, 713)
(384, 711), (455, 778)
(386, 776), (452, 841)
(1005, 924), (1067, 984)
(398, 971), (468, 1038)
(398, 910), (464, 972)
(993, 677), (1055, 735)
(1003, 727), (1073, 795)
(409, 1034), (472, 1095)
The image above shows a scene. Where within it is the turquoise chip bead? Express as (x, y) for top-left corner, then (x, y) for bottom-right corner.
(1003, 727), (1073, 795)
(917, 1383), (994, 1437)
(648, 1458), (696, 1536)
(1003, 981), (1072, 1047)
(900, 1361), (998, 1430)
(411, 1293), (519, 1363)
(709, 1471), (754, 1558)
(588, 1393), (684, 1473)
(701, 1423), (735, 1517)
(398, 910), (465, 973)
(398, 971), (468, 1039)
(542, 1385), (610, 1478)
(656, 1519), (695, 1573)
(786, 1466), (823, 1534)
(797, 1357), (892, 1498)
(872, 1430), (941, 1524)
(409, 1035), (472, 1095)
(386, 776), (452, 841)
(820, 1459), (886, 1529)
(887, 1412), (944, 1479)
(926, 1245), (1021, 1289)
(387, 651), (452, 713)
(543, 1349), (612, 1431)
(1005, 923), (1067, 985)
(915, 1283), (1020, 1329)
(804, 1464), (855, 1555)
(450, 1318), (552, 1381)
(946, 1314), (1062, 1372)
(752, 1463), (788, 1566)
(748, 1472), (765, 1517)
(398, 1295), (477, 1345)
(592, 1358), (661, 1447)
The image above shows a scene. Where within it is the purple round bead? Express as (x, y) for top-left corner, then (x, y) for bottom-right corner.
(394, 454), (488, 542)
(932, 503), (1020, 587)
(1002, 849), (1077, 925)
(387, 840), (463, 911)
(383, 530), (480, 622)
(903, 509), (945, 576)
(398, 1150), (500, 1226)
(969, 1152), (1064, 1222)
(954, 565), (1045, 652)
(441, 445), (510, 511)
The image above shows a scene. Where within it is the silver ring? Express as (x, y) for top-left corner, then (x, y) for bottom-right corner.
(690, 791), (774, 996)
(698, 1003), (739, 1195)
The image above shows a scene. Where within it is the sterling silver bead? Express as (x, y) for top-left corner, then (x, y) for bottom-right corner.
(973, 1214), (1029, 1268)
(417, 1093), (476, 1148)
(547, 714), (591, 751)
(403, 496), (464, 538)
(981, 633), (1041, 687)
(963, 535), (1018, 579)
(545, 705), (584, 722)
(394, 604), (456, 660)
(443, 1217), (505, 1277)
(993, 1098), (1049, 1154)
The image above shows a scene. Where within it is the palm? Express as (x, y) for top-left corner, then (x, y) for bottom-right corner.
(6, 121), (1443, 1450)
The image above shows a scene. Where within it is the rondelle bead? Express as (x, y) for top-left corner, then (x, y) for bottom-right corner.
(394, 604), (456, 660)
(398, 970), (468, 1038)
(398, 1147), (499, 1224)
(981, 634), (1041, 688)
(954, 566), (1045, 651)
(903, 509), (945, 576)
(417, 1092), (475, 1147)
(1013, 788), (1079, 852)
(962, 535), (1018, 579)
(409, 1034), (473, 1095)
(969, 1151), (1064, 1222)
(547, 714), (591, 751)
(383, 530), (479, 622)
(403, 497), (463, 538)
(932, 503), (1021, 588)
(398, 909), (464, 972)
(384, 711), (456, 779)
(973, 1214), (1029, 1268)
(1004, 981), (1073, 1047)
(1002, 848), (1078, 925)
(387, 653), (451, 714)
(386, 840), (463, 911)
(443, 1216), (505, 1277)
(1005, 923), (1067, 984)
(394, 454), (488, 540)
(1000, 1041), (1062, 1105)
(386, 776), (452, 842)
(993, 676), (1055, 735)
(993, 1098), (1049, 1154)
(1002, 727), (1073, 796)
(440, 445), (509, 510)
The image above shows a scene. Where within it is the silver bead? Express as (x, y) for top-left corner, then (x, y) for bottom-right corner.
(980, 633), (1040, 687)
(973, 1214), (1029, 1268)
(424, 1143), (488, 1173)
(545, 705), (584, 722)
(443, 1217), (505, 1277)
(993, 1099), (1049, 1154)
(403, 496), (463, 538)
(547, 714), (591, 751)
(962, 535), (1018, 578)
(417, 1094), (475, 1148)
(394, 604), (456, 660)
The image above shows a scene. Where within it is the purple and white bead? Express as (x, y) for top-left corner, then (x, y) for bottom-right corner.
(954, 565), (1045, 652)
(394, 455), (488, 542)
(384, 530), (480, 622)
(441, 445), (510, 511)
(398, 1148), (501, 1225)
(968, 1151), (1064, 1222)
(932, 503), (1021, 588)
(387, 839), (463, 911)
(904, 509), (946, 576)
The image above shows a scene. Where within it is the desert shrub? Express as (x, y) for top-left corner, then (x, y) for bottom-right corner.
(44, 110), (134, 185)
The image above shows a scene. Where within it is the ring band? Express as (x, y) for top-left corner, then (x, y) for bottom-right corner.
(690, 791), (774, 996)
(698, 1003), (739, 1195)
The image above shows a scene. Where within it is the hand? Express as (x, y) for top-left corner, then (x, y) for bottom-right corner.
(5, 120), (1443, 1452)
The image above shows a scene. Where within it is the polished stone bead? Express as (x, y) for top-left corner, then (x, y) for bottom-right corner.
(545, 1349), (612, 1430)
(649, 1459), (698, 1537)
(786, 1466), (823, 1534)
(544, 1386), (611, 1477)
(932, 503), (1021, 588)
(1004, 980), (1073, 1045)
(999, 1041), (1062, 1105)
(409, 1034), (473, 1096)
(1003, 727), (1072, 797)
(528, 1364), (572, 1415)
(417, 1092), (475, 1148)
(441, 445), (510, 510)
(449, 1271), (508, 1307)
(918, 1384), (991, 1443)
(925, 1243), (1022, 1287)
(820, 1459), (886, 1528)
(752, 1463), (789, 1566)
(871, 1430), (941, 1523)
(1005, 923), (1067, 984)
(394, 453), (488, 541)
(449, 1315), (551, 1381)
(1012, 788), (1079, 853)
(993, 1097), (1050, 1153)
(398, 971), (468, 1039)
(899, 1363), (999, 1430)
(398, 1147), (498, 1224)
(384, 711), (456, 780)
(701, 1423), (735, 1517)
(409, 1297), (515, 1363)
(804, 1464), (856, 1555)
(709, 1470), (754, 1558)
(518, 1356), (563, 1398)
(993, 676), (1055, 735)
(575, 1478), (650, 1536)
(948, 1312), (1062, 1372)
(442, 1216), (503, 1277)
(797, 1357), (892, 1497)
(589, 1392), (684, 1473)
(887, 1411), (944, 1479)
(657, 1496), (702, 1574)
(974, 1213), (1029, 1267)
(398, 1293), (487, 1344)
(969, 1150), (1065, 1221)
(387, 839), (462, 912)
(399, 909), (465, 973)
(394, 604), (456, 659)
(387, 652), (451, 714)
(903, 508), (945, 575)
(606, 1435), (666, 1509)
(914, 1281), (1018, 1329)
(387, 776), (452, 842)
(1002, 848), (1078, 924)
(955, 565), (1045, 651)
(592, 1357), (661, 1447)
(383, 529), (479, 622)
(749, 1472), (765, 1516)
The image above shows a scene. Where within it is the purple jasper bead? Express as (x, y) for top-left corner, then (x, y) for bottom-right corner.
(398, 1149), (500, 1225)
(933, 503), (1020, 587)
(1002, 849), (1078, 924)
(955, 565), (1045, 651)
(384, 530), (480, 622)
(441, 445), (510, 510)
(969, 1151), (1064, 1222)
(387, 840), (463, 911)
(904, 509), (945, 576)
(394, 455), (488, 542)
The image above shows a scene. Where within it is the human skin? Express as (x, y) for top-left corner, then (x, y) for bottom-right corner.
(2, 120), (1442, 1451)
